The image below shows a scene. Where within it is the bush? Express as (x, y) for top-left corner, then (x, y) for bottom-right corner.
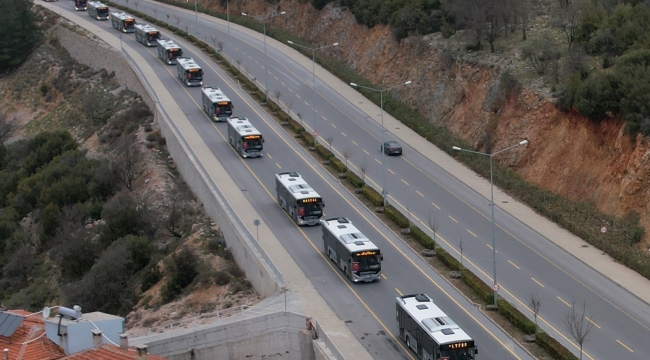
(288, 118), (304, 134)
(497, 300), (537, 335)
(385, 205), (409, 228)
(141, 264), (161, 292)
(536, 332), (579, 360)
(346, 170), (365, 188)
(331, 158), (347, 173)
(300, 130), (315, 147)
(315, 143), (334, 161)
(409, 225), (435, 249)
(161, 248), (199, 302)
(361, 185), (383, 207)
(436, 248), (461, 271)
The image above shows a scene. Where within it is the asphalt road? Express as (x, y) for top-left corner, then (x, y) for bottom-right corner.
(50, 1), (650, 359)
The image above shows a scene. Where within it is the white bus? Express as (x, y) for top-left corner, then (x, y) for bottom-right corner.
(110, 11), (135, 33)
(87, 1), (109, 20)
(176, 58), (203, 87)
(156, 39), (183, 65)
(275, 172), (324, 226)
(321, 217), (382, 282)
(201, 86), (233, 122)
(396, 294), (477, 360)
(227, 117), (263, 158)
(134, 24), (161, 47)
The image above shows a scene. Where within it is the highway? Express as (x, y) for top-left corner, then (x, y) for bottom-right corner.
(52, 1), (650, 359)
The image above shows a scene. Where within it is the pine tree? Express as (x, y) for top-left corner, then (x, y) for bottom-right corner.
(0, 0), (42, 72)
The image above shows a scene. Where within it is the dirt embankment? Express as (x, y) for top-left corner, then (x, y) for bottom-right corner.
(203, 0), (650, 247)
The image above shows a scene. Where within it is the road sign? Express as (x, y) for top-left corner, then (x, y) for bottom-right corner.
(601, 226), (607, 234)
(492, 283), (500, 292)
(312, 130), (319, 137)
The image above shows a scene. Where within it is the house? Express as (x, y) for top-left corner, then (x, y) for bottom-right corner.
(0, 308), (165, 360)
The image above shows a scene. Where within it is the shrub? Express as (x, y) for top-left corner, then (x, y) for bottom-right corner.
(288, 118), (304, 134)
(497, 300), (537, 335)
(300, 130), (315, 147)
(346, 170), (365, 188)
(436, 248), (461, 271)
(315, 143), (334, 161)
(331, 158), (347, 173)
(536, 332), (579, 360)
(141, 264), (161, 292)
(161, 248), (198, 302)
(361, 185), (383, 207)
(409, 225), (435, 249)
(461, 269), (493, 303)
(385, 205), (409, 228)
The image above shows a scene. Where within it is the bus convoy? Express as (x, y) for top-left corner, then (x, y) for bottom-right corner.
(275, 172), (324, 226)
(156, 39), (183, 65)
(201, 86), (233, 122)
(397, 294), (477, 360)
(134, 24), (161, 47)
(74, 0), (87, 11)
(87, 1), (109, 20)
(227, 117), (264, 158)
(110, 11), (136, 33)
(176, 57), (204, 87)
(81, 5), (477, 357)
(321, 217), (382, 282)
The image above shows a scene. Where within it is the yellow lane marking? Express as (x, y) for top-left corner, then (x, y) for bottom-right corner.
(275, 163), (281, 169)
(557, 296), (572, 307)
(363, 149), (369, 155)
(467, 229), (477, 238)
(449, 216), (458, 223)
(432, 202), (440, 209)
(401, 179), (409, 185)
(388, 169), (395, 174)
(416, 191), (425, 197)
(351, 140), (358, 146)
(508, 260), (520, 270)
(341, 132), (347, 137)
(395, 288), (403, 296)
(617, 340), (634, 353)
(532, 278), (545, 287)
(585, 317), (600, 329)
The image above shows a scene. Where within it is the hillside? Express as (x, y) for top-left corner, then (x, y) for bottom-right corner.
(0, 9), (261, 331)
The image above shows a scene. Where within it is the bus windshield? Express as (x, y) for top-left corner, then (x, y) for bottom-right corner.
(300, 202), (322, 215)
(217, 104), (233, 117)
(148, 33), (160, 42)
(169, 48), (182, 59)
(355, 255), (381, 270)
(242, 139), (263, 150)
(124, 19), (135, 29)
(98, 8), (108, 15)
(187, 70), (203, 81)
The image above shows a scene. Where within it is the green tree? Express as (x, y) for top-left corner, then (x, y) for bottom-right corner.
(39, 202), (60, 247)
(0, 0), (41, 71)
(161, 248), (198, 302)
(575, 72), (620, 122)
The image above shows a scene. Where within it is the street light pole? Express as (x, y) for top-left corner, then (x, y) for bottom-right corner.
(242, 11), (286, 102)
(452, 139), (528, 308)
(287, 41), (339, 141)
(350, 81), (412, 208)
(226, 0), (230, 57)
(194, 0), (198, 23)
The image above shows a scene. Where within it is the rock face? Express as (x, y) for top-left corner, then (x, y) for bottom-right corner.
(211, 0), (650, 245)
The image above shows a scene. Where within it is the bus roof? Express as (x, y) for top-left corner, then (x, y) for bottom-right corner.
(88, 1), (107, 8)
(134, 24), (159, 33)
(321, 217), (379, 253)
(275, 172), (322, 201)
(396, 294), (472, 345)
(177, 58), (201, 71)
(110, 11), (134, 21)
(228, 117), (261, 137)
(157, 39), (180, 50)
(202, 86), (231, 103)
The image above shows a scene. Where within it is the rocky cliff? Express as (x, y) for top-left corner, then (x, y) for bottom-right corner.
(205, 0), (650, 248)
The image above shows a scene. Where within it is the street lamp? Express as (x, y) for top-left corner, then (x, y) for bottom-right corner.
(242, 11), (286, 102)
(287, 41), (339, 141)
(350, 81), (411, 208)
(452, 139), (528, 308)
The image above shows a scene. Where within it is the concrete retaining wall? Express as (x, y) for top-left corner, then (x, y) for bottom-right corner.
(56, 24), (282, 298)
(131, 312), (314, 360)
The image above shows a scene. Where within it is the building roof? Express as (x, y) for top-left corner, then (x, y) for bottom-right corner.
(60, 344), (167, 360)
(0, 310), (167, 360)
(0, 310), (65, 360)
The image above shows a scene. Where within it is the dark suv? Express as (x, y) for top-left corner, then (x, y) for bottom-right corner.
(381, 141), (403, 155)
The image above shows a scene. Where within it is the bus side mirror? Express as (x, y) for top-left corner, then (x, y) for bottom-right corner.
(381, 256), (384, 261)
(475, 348), (478, 355)
(347, 258), (351, 263)
(322, 203), (325, 208)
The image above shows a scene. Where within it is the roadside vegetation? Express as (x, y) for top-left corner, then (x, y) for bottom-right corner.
(0, 3), (255, 319)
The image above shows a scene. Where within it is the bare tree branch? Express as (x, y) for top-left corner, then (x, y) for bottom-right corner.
(113, 135), (142, 191)
(527, 289), (544, 328)
(564, 300), (594, 360)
